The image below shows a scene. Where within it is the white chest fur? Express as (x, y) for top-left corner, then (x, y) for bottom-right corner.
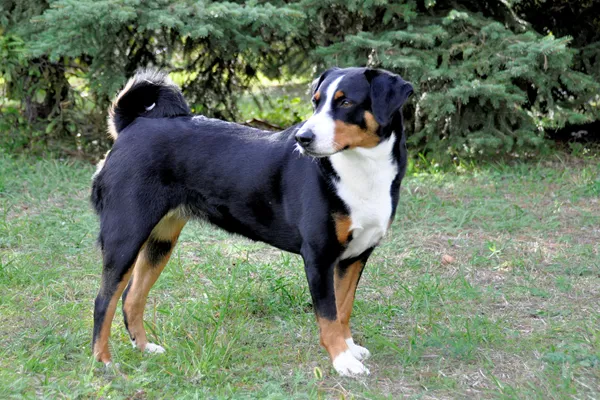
(330, 136), (398, 259)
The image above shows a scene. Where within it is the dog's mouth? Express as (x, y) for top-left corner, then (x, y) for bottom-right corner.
(302, 148), (341, 158)
(304, 150), (332, 158)
(295, 143), (348, 158)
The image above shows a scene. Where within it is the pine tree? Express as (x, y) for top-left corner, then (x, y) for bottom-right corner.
(0, 1), (70, 124)
(1, 0), (598, 160)
(27, 0), (306, 118)
(310, 0), (600, 160)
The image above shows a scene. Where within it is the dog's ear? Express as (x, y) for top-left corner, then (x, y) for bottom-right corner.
(365, 69), (413, 126)
(311, 67), (340, 95)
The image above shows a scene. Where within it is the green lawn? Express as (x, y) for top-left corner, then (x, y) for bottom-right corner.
(0, 151), (598, 399)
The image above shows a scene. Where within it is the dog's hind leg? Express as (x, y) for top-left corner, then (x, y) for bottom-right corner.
(122, 211), (187, 354)
(92, 201), (169, 365)
(93, 237), (139, 364)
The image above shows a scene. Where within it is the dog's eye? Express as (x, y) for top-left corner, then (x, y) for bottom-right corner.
(340, 99), (354, 108)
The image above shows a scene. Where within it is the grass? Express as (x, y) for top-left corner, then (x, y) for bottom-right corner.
(0, 150), (598, 399)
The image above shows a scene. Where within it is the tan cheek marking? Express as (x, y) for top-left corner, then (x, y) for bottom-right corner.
(364, 111), (379, 134)
(333, 120), (380, 150)
(334, 90), (344, 100)
(334, 214), (352, 245)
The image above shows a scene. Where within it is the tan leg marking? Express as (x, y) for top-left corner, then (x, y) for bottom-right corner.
(317, 260), (364, 361)
(318, 318), (349, 361)
(335, 260), (364, 340)
(333, 111), (380, 150)
(123, 214), (187, 352)
(93, 271), (133, 364)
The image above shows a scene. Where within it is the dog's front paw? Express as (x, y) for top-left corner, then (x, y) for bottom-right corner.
(333, 350), (370, 376)
(345, 338), (371, 361)
(144, 343), (166, 354)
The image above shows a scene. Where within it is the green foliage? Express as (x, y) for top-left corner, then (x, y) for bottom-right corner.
(1, 0), (310, 154)
(0, 103), (34, 152)
(513, 0), (600, 80)
(0, 30), (96, 152)
(0, 0), (599, 161)
(238, 88), (313, 129)
(313, 1), (600, 161)
(28, 0), (306, 116)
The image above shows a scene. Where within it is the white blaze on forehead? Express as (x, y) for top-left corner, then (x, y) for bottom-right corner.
(299, 76), (344, 155)
(317, 76), (343, 116)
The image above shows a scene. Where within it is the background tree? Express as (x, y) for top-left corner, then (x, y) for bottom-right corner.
(311, 0), (600, 160)
(0, 1), (72, 138)
(0, 0), (598, 161)
(514, 0), (600, 80)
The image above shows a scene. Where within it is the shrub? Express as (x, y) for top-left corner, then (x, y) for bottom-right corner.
(312, 1), (600, 161)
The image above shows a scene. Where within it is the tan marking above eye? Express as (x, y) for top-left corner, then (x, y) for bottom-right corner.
(333, 113), (380, 150)
(334, 90), (344, 100)
(313, 91), (321, 102)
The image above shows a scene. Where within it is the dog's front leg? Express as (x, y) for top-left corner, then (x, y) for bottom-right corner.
(302, 252), (370, 376)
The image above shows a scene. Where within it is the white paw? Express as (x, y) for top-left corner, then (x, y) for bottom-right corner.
(332, 350), (370, 376)
(131, 339), (166, 354)
(345, 338), (371, 361)
(104, 361), (120, 371)
(144, 343), (166, 354)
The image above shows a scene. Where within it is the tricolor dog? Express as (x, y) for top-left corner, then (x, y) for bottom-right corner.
(91, 67), (413, 376)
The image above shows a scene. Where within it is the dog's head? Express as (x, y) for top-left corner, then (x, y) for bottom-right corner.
(295, 67), (413, 157)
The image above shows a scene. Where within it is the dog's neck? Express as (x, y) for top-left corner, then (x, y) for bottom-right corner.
(327, 133), (398, 193)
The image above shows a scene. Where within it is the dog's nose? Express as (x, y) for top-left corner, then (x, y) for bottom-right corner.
(295, 130), (315, 146)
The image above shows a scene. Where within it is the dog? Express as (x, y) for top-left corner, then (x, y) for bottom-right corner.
(91, 67), (413, 376)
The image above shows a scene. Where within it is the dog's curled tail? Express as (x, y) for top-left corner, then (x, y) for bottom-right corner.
(107, 69), (190, 139)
